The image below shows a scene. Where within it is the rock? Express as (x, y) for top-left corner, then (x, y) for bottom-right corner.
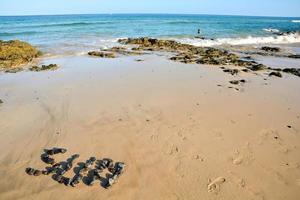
(282, 68), (300, 77)
(55, 175), (69, 185)
(261, 46), (280, 52)
(88, 51), (116, 58)
(223, 69), (239, 75)
(0, 40), (40, 70)
(44, 148), (67, 155)
(269, 71), (282, 78)
(29, 64), (58, 72)
(229, 79), (246, 85)
(70, 174), (83, 187)
(104, 47), (143, 56)
(25, 168), (43, 176)
(288, 54), (300, 59)
(4, 67), (23, 73)
(0, 99), (3, 104)
(249, 64), (267, 71)
(41, 154), (55, 165)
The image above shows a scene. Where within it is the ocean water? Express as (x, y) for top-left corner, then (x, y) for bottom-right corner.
(1, 14), (300, 55)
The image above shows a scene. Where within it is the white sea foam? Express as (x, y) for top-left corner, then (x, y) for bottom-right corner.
(263, 28), (280, 33)
(292, 20), (300, 23)
(174, 32), (300, 47)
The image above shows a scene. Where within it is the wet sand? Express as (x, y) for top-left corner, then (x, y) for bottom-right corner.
(0, 54), (300, 200)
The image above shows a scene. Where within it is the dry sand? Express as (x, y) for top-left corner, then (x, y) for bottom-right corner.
(0, 54), (300, 200)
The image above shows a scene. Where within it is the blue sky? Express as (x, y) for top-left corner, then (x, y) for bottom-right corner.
(0, 0), (299, 17)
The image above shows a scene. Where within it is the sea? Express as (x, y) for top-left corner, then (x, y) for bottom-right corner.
(1, 14), (300, 56)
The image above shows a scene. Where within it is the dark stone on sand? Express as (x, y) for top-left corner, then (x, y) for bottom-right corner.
(249, 64), (267, 71)
(44, 148), (67, 155)
(261, 46), (280, 52)
(0, 99), (3, 104)
(88, 51), (116, 58)
(41, 154), (55, 165)
(4, 68), (23, 73)
(223, 69), (239, 75)
(25, 167), (43, 176)
(282, 68), (300, 77)
(29, 64), (58, 72)
(288, 54), (300, 59)
(229, 79), (246, 85)
(0, 40), (40, 70)
(269, 71), (282, 78)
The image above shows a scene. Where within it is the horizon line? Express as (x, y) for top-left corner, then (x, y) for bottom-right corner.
(0, 12), (299, 18)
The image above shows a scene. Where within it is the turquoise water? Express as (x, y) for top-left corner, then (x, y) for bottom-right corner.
(1, 14), (300, 55)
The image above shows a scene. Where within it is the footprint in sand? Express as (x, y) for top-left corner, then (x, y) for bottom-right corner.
(166, 145), (179, 155)
(207, 177), (226, 193)
(231, 143), (254, 166)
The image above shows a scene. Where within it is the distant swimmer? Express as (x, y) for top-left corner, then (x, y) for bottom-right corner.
(197, 29), (201, 35)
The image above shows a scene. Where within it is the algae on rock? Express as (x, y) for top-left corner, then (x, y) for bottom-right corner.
(0, 40), (40, 69)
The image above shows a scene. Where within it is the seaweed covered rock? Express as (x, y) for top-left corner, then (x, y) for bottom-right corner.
(88, 51), (116, 58)
(29, 64), (58, 72)
(0, 40), (39, 69)
(118, 37), (265, 69)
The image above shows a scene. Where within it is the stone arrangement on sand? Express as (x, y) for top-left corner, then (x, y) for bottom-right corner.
(25, 148), (126, 189)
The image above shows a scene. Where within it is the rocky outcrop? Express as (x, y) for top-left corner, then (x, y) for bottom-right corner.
(0, 40), (40, 70)
(118, 37), (267, 71)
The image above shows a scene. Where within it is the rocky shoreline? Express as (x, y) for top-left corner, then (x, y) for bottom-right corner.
(1, 38), (300, 77)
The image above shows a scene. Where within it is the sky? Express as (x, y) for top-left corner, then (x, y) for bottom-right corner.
(0, 0), (299, 17)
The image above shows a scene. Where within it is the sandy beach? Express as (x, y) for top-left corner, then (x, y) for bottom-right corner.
(1, 48), (300, 199)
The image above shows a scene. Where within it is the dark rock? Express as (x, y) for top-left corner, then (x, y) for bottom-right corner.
(250, 64), (267, 71)
(44, 148), (67, 155)
(223, 69), (239, 75)
(269, 71), (282, 78)
(25, 168), (43, 176)
(4, 68), (23, 73)
(0, 99), (3, 104)
(70, 174), (83, 187)
(41, 154), (55, 165)
(29, 64), (58, 72)
(288, 54), (300, 59)
(229, 79), (246, 85)
(261, 46), (280, 52)
(88, 51), (115, 58)
(282, 68), (300, 77)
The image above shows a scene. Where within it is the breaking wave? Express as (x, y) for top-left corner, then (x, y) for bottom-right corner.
(175, 32), (300, 47)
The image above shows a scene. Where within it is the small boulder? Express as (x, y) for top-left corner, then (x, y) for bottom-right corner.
(261, 46), (280, 52)
(88, 51), (115, 58)
(269, 71), (282, 78)
(29, 64), (58, 72)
